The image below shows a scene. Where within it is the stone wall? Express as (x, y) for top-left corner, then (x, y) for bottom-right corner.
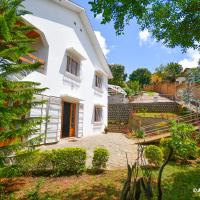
(108, 102), (179, 122)
(108, 123), (128, 133)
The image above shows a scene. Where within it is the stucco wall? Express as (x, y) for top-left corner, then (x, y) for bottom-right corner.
(22, 0), (109, 137)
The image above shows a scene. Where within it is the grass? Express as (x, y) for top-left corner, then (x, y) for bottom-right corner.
(0, 163), (200, 200)
(144, 91), (156, 96)
(135, 112), (178, 119)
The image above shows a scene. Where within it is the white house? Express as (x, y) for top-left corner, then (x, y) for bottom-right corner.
(21, 0), (112, 144)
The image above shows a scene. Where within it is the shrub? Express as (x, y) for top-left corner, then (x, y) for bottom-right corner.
(175, 139), (197, 160)
(160, 138), (175, 160)
(135, 129), (145, 138)
(144, 145), (163, 167)
(51, 148), (87, 175)
(15, 148), (87, 176)
(196, 147), (200, 158)
(0, 165), (22, 178)
(92, 147), (109, 172)
(16, 150), (42, 175)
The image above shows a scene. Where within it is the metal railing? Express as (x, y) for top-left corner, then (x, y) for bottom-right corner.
(141, 113), (200, 136)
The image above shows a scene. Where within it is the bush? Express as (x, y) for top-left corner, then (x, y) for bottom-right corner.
(16, 150), (42, 175)
(92, 147), (109, 172)
(160, 138), (175, 160)
(144, 145), (163, 167)
(51, 148), (87, 175)
(135, 130), (145, 138)
(196, 147), (200, 158)
(175, 139), (197, 160)
(14, 148), (87, 176)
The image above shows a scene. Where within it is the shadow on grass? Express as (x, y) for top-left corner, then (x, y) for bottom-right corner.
(162, 167), (200, 200)
(63, 184), (121, 200)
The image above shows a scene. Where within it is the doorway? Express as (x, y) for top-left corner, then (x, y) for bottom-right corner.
(62, 102), (76, 138)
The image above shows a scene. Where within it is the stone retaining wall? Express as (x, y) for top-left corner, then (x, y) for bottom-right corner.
(108, 123), (128, 133)
(108, 102), (179, 122)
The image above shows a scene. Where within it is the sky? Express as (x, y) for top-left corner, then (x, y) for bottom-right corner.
(74, 0), (200, 75)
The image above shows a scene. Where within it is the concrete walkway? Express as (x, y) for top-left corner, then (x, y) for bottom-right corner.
(131, 92), (173, 103)
(40, 133), (137, 169)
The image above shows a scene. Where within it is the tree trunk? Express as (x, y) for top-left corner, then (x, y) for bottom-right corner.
(157, 148), (173, 200)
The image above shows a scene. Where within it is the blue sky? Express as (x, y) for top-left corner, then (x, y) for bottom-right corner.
(74, 0), (199, 75)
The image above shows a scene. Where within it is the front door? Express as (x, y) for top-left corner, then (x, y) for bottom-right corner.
(62, 102), (76, 138)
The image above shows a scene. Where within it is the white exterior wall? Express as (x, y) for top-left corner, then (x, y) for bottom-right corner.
(22, 0), (109, 138)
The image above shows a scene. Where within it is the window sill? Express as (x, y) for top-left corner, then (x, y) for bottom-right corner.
(93, 121), (103, 126)
(64, 72), (81, 83)
(94, 86), (103, 93)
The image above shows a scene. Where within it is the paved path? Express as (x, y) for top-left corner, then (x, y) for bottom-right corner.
(132, 92), (173, 103)
(40, 133), (137, 169)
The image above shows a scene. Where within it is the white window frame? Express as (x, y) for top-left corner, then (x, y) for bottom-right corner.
(66, 55), (80, 77)
(94, 106), (103, 123)
(95, 74), (103, 89)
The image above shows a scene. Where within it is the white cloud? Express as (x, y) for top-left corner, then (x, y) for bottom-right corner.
(94, 31), (110, 57)
(179, 49), (200, 69)
(95, 14), (103, 21)
(139, 29), (150, 46)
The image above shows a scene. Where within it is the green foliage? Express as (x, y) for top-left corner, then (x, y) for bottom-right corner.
(16, 150), (42, 175)
(196, 147), (200, 158)
(0, 148), (87, 177)
(125, 80), (140, 96)
(155, 62), (183, 82)
(89, 0), (200, 51)
(170, 121), (197, 160)
(135, 129), (145, 138)
(144, 145), (163, 167)
(51, 148), (87, 176)
(92, 147), (109, 172)
(0, 0), (47, 166)
(0, 165), (22, 178)
(109, 64), (127, 88)
(129, 68), (151, 86)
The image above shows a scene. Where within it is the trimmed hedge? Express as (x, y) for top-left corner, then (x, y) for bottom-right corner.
(51, 148), (87, 175)
(15, 147), (87, 176)
(92, 147), (109, 172)
(144, 145), (163, 167)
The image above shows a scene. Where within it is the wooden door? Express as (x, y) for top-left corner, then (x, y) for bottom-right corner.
(69, 104), (76, 137)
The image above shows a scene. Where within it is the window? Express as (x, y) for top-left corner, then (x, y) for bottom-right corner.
(94, 106), (102, 122)
(66, 56), (80, 76)
(95, 74), (102, 88)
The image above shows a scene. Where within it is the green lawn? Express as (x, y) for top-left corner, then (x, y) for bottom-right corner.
(144, 91), (156, 96)
(1, 163), (199, 200)
(135, 112), (178, 119)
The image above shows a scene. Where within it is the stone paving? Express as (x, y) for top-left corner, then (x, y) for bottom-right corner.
(39, 133), (138, 169)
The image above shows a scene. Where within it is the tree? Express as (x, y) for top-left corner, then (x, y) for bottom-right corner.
(109, 64), (127, 88)
(89, 0), (200, 51)
(0, 0), (46, 165)
(187, 67), (200, 83)
(155, 62), (183, 82)
(151, 73), (162, 84)
(129, 68), (151, 86)
(124, 80), (140, 96)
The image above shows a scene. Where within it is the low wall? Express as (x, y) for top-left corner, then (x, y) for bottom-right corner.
(108, 102), (179, 123)
(108, 123), (128, 133)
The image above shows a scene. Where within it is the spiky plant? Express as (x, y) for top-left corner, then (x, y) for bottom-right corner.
(0, 0), (47, 166)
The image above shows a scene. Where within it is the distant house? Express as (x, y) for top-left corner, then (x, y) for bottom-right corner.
(20, 0), (112, 144)
(108, 85), (128, 104)
(176, 68), (192, 85)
